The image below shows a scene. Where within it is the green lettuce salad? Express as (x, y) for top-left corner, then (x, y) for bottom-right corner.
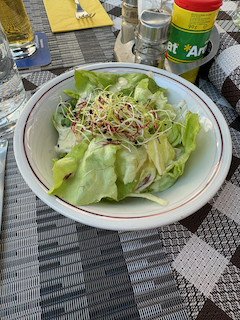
(48, 70), (201, 206)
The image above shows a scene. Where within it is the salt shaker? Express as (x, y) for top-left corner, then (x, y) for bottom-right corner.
(134, 9), (172, 68)
(121, 0), (138, 44)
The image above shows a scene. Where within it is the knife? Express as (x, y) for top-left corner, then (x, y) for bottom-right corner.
(0, 139), (8, 235)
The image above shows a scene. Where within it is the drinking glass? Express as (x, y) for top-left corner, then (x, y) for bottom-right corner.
(0, 21), (26, 135)
(138, 0), (173, 17)
(0, 0), (37, 59)
(232, 2), (240, 28)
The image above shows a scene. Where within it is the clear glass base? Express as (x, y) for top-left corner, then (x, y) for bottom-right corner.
(10, 38), (38, 60)
(0, 99), (26, 137)
(232, 2), (240, 27)
(135, 50), (166, 68)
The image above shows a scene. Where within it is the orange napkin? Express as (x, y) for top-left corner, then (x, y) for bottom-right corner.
(43, 0), (114, 33)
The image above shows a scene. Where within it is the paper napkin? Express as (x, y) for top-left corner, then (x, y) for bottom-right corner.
(43, 0), (114, 33)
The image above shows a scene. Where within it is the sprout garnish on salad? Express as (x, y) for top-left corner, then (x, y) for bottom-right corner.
(48, 70), (201, 206)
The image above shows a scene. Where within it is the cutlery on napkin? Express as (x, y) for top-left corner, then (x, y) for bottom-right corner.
(74, 0), (96, 19)
(43, 0), (113, 33)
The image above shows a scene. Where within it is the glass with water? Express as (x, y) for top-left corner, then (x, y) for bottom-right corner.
(232, 2), (240, 28)
(0, 22), (26, 135)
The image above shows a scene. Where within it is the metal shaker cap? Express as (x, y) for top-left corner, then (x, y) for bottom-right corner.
(124, 0), (138, 6)
(138, 9), (172, 42)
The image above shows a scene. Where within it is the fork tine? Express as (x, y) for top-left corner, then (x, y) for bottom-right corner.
(78, 13), (95, 19)
(74, 0), (96, 19)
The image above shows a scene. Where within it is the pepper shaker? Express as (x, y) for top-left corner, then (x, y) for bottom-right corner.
(134, 9), (172, 68)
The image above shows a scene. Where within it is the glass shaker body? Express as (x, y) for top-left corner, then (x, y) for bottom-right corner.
(121, 0), (138, 43)
(134, 10), (172, 69)
(134, 32), (168, 68)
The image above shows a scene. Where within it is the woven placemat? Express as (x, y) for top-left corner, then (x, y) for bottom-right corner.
(1, 1), (239, 319)
(0, 138), (188, 320)
(1, 64), (239, 320)
(21, 0), (121, 73)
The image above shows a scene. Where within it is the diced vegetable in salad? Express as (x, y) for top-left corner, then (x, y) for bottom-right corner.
(48, 70), (201, 206)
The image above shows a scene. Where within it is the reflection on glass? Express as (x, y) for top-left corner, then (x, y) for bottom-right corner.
(232, 2), (240, 28)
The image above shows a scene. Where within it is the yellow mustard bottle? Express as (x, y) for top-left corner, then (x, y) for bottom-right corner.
(167, 0), (222, 83)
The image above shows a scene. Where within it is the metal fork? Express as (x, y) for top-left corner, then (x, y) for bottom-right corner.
(74, 0), (96, 19)
(0, 139), (8, 235)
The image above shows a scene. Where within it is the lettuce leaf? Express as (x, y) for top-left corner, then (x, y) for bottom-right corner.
(128, 192), (168, 206)
(116, 180), (137, 201)
(48, 139), (121, 205)
(48, 139), (89, 192)
(146, 111), (201, 193)
(146, 134), (176, 176)
(115, 145), (147, 184)
(133, 159), (157, 192)
(118, 73), (154, 96)
(63, 70), (166, 99)
(133, 78), (167, 104)
(182, 111), (201, 152)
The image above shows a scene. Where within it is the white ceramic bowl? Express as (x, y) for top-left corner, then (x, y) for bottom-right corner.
(14, 62), (232, 230)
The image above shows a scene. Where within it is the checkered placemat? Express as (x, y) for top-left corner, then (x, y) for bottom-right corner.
(163, 77), (240, 319)
(209, 1), (240, 115)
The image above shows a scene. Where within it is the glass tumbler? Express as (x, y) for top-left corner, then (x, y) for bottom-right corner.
(232, 2), (240, 28)
(0, 0), (37, 59)
(0, 22), (26, 136)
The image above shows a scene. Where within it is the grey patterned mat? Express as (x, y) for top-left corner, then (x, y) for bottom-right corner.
(2, 64), (240, 320)
(1, 138), (188, 320)
(22, 0), (121, 72)
(0, 1), (240, 320)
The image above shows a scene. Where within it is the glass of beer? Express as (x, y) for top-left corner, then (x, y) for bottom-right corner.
(0, 21), (26, 135)
(0, 0), (37, 59)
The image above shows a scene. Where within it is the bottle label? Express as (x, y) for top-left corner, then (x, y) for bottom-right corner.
(167, 3), (219, 63)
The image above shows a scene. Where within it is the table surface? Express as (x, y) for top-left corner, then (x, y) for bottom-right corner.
(1, 1), (240, 320)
